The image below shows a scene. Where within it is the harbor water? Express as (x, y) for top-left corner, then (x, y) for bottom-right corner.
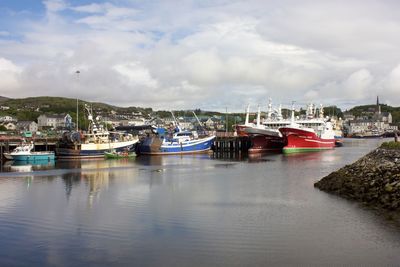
(0, 139), (400, 266)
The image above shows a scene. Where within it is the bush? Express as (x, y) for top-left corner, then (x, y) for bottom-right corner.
(380, 141), (400, 150)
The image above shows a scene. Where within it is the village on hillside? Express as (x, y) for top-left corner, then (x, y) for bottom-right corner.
(0, 96), (398, 138)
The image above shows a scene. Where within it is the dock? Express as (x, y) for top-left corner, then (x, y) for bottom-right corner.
(0, 133), (253, 160)
(213, 132), (251, 155)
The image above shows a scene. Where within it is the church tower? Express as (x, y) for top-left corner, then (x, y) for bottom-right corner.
(376, 96), (381, 115)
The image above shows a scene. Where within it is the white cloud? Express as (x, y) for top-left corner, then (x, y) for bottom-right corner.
(343, 69), (374, 99)
(113, 62), (158, 88)
(0, 58), (22, 93)
(0, 0), (400, 110)
(70, 3), (105, 14)
(43, 0), (67, 13)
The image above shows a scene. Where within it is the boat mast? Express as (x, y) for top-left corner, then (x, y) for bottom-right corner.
(192, 111), (204, 127)
(76, 70), (80, 131)
(267, 98), (272, 120)
(245, 104), (250, 125)
(290, 101), (295, 124)
(170, 111), (179, 127)
(256, 105), (261, 127)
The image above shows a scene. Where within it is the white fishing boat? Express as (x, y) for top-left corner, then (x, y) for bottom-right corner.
(56, 104), (139, 159)
(3, 142), (55, 161)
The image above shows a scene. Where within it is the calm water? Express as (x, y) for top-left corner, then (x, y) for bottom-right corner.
(1, 139), (400, 266)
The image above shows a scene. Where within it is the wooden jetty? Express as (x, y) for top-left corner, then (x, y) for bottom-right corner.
(213, 132), (251, 154)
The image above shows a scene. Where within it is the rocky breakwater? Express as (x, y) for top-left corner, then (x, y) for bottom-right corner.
(315, 142), (400, 211)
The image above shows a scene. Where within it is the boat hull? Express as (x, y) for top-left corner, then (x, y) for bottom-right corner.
(8, 152), (55, 162)
(104, 152), (136, 159)
(138, 136), (215, 155)
(57, 140), (138, 159)
(243, 127), (284, 153)
(279, 127), (335, 154)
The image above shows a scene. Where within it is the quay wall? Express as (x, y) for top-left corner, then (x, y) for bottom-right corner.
(314, 142), (400, 212)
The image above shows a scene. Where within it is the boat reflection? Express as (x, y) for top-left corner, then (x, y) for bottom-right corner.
(59, 159), (134, 207)
(136, 153), (212, 166)
(2, 159), (55, 172)
(282, 149), (339, 163)
(56, 157), (134, 170)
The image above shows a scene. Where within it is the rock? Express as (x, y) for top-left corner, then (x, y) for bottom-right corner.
(314, 147), (400, 212)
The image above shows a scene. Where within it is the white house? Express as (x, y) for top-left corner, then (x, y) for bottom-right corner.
(0, 115), (15, 122)
(37, 114), (72, 129)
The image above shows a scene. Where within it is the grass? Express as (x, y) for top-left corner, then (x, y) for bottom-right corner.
(380, 141), (400, 150)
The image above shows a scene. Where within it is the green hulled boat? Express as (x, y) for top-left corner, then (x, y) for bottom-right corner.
(104, 151), (136, 159)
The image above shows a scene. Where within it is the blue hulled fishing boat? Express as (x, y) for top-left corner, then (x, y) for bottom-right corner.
(137, 112), (215, 155)
(138, 130), (215, 155)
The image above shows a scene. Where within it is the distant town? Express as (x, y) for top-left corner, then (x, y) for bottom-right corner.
(0, 96), (398, 138)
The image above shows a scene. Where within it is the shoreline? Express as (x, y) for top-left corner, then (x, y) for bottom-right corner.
(315, 142), (400, 218)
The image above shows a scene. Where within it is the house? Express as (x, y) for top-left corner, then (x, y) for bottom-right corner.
(0, 115), (15, 122)
(1, 122), (16, 131)
(204, 118), (217, 128)
(16, 121), (38, 133)
(37, 114), (72, 129)
(128, 117), (146, 126)
(343, 96), (397, 135)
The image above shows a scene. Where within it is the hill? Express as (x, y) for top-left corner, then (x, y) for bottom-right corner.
(348, 104), (400, 124)
(0, 96), (153, 122)
(0, 96), (10, 103)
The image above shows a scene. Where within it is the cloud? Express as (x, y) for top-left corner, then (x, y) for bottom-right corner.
(112, 62), (158, 88)
(0, 0), (400, 111)
(0, 58), (22, 93)
(43, 0), (67, 13)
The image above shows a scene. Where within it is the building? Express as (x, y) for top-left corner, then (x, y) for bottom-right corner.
(37, 114), (72, 129)
(16, 121), (38, 133)
(344, 96), (398, 135)
(0, 115), (15, 122)
(1, 122), (16, 131)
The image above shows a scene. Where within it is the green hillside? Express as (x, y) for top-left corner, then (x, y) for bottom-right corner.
(348, 104), (400, 124)
(0, 96), (153, 123)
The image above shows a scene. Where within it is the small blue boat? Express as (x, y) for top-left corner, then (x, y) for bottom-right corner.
(138, 128), (215, 155)
(4, 143), (55, 162)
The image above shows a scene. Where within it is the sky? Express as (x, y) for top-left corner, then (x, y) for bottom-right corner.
(0, 0), (400, 112)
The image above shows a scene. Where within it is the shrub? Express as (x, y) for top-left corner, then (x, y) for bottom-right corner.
(380, 141), (400, 150)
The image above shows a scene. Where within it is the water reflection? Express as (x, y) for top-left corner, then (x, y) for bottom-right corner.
(58, 160), (115, 207)
(0, 139), (399, 266)
(2, 160), (55, 173)
(136, 153), (212, 166)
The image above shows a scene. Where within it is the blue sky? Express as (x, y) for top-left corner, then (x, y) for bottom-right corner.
(0, 0), (400, 111)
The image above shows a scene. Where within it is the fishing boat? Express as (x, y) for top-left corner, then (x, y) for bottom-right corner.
(104, 150), (136, 159)
(4, 142), (55, 161)
(138, 112), (215, 155)
(279, 106), (336, 154)
(244, 103), (285, 153)
(351, 130), (384, 139)
(235, 104), (255, 137)
(56, 104), (139, 159)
